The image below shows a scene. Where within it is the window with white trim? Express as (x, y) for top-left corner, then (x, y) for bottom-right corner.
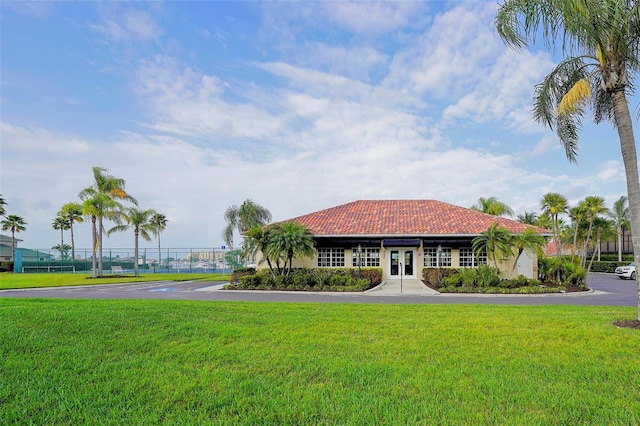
(352, 248), (380, 267)
(317, 248), (345, 267)
(459, 248), (487, 267)
(423, 247), (452, 267)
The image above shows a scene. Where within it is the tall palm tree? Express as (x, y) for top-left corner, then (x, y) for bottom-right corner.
(568, 204), (588, 261)
(79, 167), (137, 276)
(59, 202), (84, 261)
(587, 217), (616, 271)
(496, 0), (640, 320)
(222, 199), (271, 261)
(0, 195), (7, 217)
(150, 212), (168, 270)
(81, 192), (119, 278)
(1, 214), (27, 261)
(470, 197), (514, 217)
(472, 223), (512, 272)
(540, 192), (568, 261)
(108, 208), (156, 277)
(52, 216), (70, 250)
(608, 196), (630, 261)
(266, 221), (315, 276)
(578, 196), (609, 267)
(508, 229), (547, 278)
(517, 211), (538, 225)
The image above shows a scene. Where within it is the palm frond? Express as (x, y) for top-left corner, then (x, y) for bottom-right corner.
(558, 78), (591, 115)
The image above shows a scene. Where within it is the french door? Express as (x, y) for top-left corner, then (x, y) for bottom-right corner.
(388, 249), (416, 279)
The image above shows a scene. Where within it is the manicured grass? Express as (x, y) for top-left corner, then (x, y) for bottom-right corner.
(0, 272), (230, 290)
(1, 299), (639, 424)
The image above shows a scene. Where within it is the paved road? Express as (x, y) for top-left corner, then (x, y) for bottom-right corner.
(1, 273), (637, 306)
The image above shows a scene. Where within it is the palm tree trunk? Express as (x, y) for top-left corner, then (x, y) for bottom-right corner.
(70, 223), (75, 262)
(134, 230), (139, 277)
(98, 217), (104, 277)
(91, 216), (97, 278)
(617, 227), (623, 262)
(11, 229), (15, 261)
(611, 90), (640, 321)
(157, 233), (161, 272)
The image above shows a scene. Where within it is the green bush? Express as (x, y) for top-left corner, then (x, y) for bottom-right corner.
(0, 261), (14, 272)
(422, 268), (458, 289)
(590, 261), (631, 273)
(476, 265), (501, 287)
(458, 268), (477, 286)
(231, 268), (256, 284)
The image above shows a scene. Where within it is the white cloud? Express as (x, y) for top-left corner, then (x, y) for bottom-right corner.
(90, 8), (162, 44)
(597, 160), (625, 182)
(2, 1), (53, 18)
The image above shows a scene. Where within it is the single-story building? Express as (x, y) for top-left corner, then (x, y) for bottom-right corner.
(260, 200), (550, 280)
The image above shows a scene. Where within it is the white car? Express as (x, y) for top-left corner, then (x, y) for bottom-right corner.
(615, 262), (636, 280)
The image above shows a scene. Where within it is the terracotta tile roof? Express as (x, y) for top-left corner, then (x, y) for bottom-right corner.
(286, 200), (550, 236)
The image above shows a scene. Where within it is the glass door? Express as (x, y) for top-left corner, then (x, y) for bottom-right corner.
(387, 249), (415, 279)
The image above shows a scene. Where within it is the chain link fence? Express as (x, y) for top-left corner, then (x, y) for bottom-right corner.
(15, 247), (245, 274)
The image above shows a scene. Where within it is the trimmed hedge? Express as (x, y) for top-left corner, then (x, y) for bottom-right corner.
(589, 261), (632, 273)
(226, 267), (382, 292)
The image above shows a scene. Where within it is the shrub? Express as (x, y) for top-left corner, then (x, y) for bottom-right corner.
(0, 261), (14, 272)
(476, 265), (501, 287)
(590, 261), (630, 273)
(422, 268), (458, 289)
(231, 268), (256, 284)
(458, 268), (477, 286)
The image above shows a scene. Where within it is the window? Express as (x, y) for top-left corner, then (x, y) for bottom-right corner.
(317, 248), (345, 267)
(423, 247), (452, 267)
(352, 248), (380, 267)
(459, 248), (487, 267)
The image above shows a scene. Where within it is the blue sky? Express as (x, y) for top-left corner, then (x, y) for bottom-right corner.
(1, 1), (636, 250)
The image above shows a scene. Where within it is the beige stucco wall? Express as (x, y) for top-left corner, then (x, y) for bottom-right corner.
(254, 243), (538, 280)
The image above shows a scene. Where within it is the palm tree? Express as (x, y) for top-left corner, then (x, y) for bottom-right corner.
(222, 199), (271, 260)
(59, 202), (84, 261)
(608, 196), (630, 261)
(150, 213), (168, 270)
(0, 195), (7, 217)
(108, 208), (156, 277)
(540, 192), (568, 262)
(52, 216), (70, 251)
(245, 225), (276, 274)
(508, 229), (547, 278)
(472, 223), (512, 273)
(51, 243), (72, 260)
(496, 0), (640, 319)
(517, 211), (538, 225)
(79, 167), (137, 276)
(587, 217), (616, 271)
(266, 222), (315, 276)
(470, 197), (514, 217)
(1, 214), (27, 261)
(578, 196), (609, 267)
(81, 192), (119, 278)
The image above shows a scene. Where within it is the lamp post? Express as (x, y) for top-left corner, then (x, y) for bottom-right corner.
(357, 244), (362, 277)
(437, 245), (442, 269)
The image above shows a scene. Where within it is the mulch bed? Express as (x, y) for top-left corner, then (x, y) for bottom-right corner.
(613, 320), (640, 329)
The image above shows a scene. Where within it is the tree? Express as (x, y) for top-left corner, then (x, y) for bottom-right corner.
(51, 243), (72, 260)
(81, 193), (119, 278)
(222, 199), (271, 259)
(108, 207), (155, 277)
(517, 211), (538, 225)
(470, 197), (514, 217)
(496, 0), (640, 320)
(472, 223), (512, 272)
(59, 202), (84, 261)
(508, 229), (547, 278)
(540, 192), (568, 264)
(608, 196), (630, 261)
(52, 216), (69, 249)
(0, 195), (7, 217)
(1, 214), (27, 261)
(587, 217), (615, 271)
(266, 221), (315, 276)
(568, 204), (588, 261)
(150, 213), (168, 269)
(578, 196), (609, 267)
(79, 167), (137, 277)
(245, 225), (276, 274)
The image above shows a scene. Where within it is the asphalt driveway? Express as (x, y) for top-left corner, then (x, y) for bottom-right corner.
(1, 273), (637, 306)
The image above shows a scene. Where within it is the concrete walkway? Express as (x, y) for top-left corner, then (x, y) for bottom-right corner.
(366, 279), (440, 295)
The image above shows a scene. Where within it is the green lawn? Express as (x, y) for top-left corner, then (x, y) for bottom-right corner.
(1, 299), (639, 424)
(0, 272), (229, 290)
